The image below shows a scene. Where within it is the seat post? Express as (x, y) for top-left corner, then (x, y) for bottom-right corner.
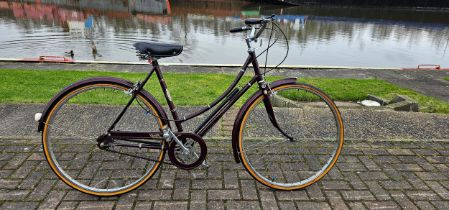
(148, 56), (156, 67)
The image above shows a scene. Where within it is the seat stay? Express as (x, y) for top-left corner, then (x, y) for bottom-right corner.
(107, 66), (156, 132)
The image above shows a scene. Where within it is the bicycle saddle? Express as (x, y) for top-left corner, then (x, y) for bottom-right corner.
(134, 42), (183, 58)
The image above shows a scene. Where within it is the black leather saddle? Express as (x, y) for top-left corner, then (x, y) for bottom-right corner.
(134, 42), (183, 58)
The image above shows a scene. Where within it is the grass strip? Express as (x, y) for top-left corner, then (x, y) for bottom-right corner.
(0, 69), (448, 113)
(444, 77), (449, 82)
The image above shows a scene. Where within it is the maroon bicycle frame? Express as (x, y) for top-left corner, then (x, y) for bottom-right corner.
(107, 51), (266, 138)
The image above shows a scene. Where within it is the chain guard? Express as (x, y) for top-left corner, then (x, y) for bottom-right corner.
(168, 133), (207, 170)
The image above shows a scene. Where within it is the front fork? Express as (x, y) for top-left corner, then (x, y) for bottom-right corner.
(260, 81), (294, 141)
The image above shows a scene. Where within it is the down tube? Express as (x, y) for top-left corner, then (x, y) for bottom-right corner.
(195, 76), (258, 137)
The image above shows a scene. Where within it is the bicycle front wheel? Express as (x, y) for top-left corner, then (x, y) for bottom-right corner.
(42, 81), (165, 196)
(237, 83), (344, 190)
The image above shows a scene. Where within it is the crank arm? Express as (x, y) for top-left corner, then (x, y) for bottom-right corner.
(163, 128), (190, 154)
(202, 159), (209, 168)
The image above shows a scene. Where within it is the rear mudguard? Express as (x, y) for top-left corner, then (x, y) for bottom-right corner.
(231, 77), (297, 163)
(37, 77), (169, 132)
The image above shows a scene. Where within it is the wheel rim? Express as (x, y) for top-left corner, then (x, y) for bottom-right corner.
(43, 84), (165, 195)
(239, 84), (344, 189)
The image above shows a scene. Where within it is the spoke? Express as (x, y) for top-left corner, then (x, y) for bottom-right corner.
(250, 139), (290, 162)
(46, 122), (97, 142)
(247, 137), (290, 152)
(93, 178), (108, 189)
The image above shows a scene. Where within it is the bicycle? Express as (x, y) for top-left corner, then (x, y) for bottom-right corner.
(36, 15), (344, 196)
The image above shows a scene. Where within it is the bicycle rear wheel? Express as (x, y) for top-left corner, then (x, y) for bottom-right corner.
(42, 81), (165, 196)
(237, 83), (344, 190)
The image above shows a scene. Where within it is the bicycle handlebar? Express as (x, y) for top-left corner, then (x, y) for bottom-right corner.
(244, 18), (263, 25)
(229, 15), (276, 40)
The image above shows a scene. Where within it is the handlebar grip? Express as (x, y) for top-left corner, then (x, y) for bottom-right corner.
(230, 26), (249, 33)
(244, 15), (275, 25)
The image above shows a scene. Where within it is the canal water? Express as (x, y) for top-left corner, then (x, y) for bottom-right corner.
(0, 0), (448, 68)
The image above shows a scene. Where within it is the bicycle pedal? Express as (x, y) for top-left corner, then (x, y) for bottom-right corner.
(202, 159), (209, 168)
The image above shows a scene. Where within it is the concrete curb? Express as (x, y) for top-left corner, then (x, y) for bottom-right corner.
(0, 58), (402, 70)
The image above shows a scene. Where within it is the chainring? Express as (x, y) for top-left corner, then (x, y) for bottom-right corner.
(168, 133), (207, 170)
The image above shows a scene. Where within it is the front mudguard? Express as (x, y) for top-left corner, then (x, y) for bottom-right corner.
(36, 77), (169, 132)
(231, 77), (297, 163)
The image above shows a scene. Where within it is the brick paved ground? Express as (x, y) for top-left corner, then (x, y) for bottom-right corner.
(1, 102), (449, 209)
(1, 136), (449, 210)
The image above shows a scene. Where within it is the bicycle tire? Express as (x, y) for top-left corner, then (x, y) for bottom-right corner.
(236, 83), (344, 190)
(42, 79), (166, 196)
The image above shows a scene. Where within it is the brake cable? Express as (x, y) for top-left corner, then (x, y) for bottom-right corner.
(258, 21), (289, 76)
(263, 23), (274, 75)
(256, 25), (278, 59)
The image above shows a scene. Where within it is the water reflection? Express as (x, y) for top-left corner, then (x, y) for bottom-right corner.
(0, 0), (448, 67)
